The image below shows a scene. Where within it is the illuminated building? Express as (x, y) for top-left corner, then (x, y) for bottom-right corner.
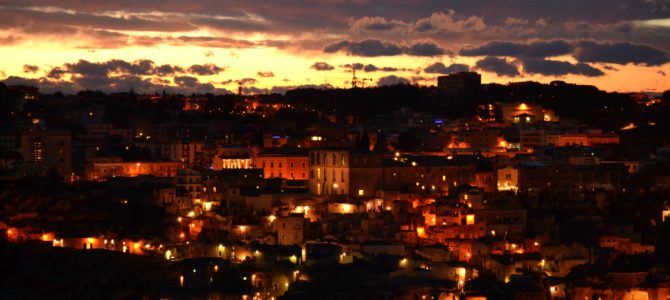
(253, 151), (309, 180)
(212, 155), (252, 170)
(19, 130), (71, 179)
(309, 151), (483, 196)
(461, 128), (504, 149)
(547, 131), (620, 147)
(499, 102), (559, 124)
(275, 214), (305, 245)
(183, 96), (207, 111)
(144, 140), (205, 167)
(308, 149), (361, 195)
(598, 236), (655, 254)
(497, 166), (519, 192)
(327, 202), (358, 214)
(176, 168), (203, 200)
(478, 207), (527, 240)
(87, 158), (183, 180)
(6, 85), (38, 112)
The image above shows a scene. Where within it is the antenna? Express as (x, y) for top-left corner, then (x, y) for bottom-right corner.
(361, 78), (372, 88)
(351, 66), (358, 88)
(237, 81), (243, 96)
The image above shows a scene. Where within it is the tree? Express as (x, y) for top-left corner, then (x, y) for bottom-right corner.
(374, 130), (386, 152)
(397, 132), (421, 152)
(356, 130), (370, 152)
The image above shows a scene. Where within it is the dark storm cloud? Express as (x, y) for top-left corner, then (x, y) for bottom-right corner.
(460, 40), (670, 67)
(446, 0), (670, 23)
(65, 60), (109, 76)
(521, 59), (604, 77)
(324, 39), (403, 57)
(23, 65), (39, 73)
(349, 12), (487, 34)
(106, 59), (155, 75)
(424, 62), (470, 74)
(524, 41), (575, 57)
(340, 63), (365, 71)
(1, 14), (286, 50)
(363, 64), (400, 72)
(174, 75), (199, 88)
(33, 59), (230, 93)
(573, 41), (670, 66)
(405, 42), (446, 56)
(72, 74), (148, 91)
(460, 41), (524, 57)
(155, 64), (184, 76)
(324, 39), (445, 57)
(189, 14), (271, 33)
(2, 0), (670, 92)
(5, 69), (229, 95)
(364, 64), (379, 72)
(310, 62), (335, 71)
(3, 0), (670, 53)
(0, 7), (195, 32)
(56, 59), (222, 77)
(459, 40), (573, 58)
(47, 67), (66, 79)
(71, 73), (221, 94)
(6, 0), (670, 29)
(474, 57), (520, 76)
(187, 63), (225, 75)
(339, 63), (401, 72)
(377, 75), (410, 86)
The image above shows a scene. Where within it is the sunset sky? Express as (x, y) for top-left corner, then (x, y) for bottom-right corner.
(0, 0), (669, 94)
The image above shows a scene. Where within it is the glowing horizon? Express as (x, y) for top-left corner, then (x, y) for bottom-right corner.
(1, 1), (669, 94)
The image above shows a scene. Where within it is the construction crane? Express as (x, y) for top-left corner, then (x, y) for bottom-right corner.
(361, 78), (373, 88)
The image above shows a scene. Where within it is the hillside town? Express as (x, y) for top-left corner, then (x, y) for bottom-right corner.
(2, 74), (670, 299)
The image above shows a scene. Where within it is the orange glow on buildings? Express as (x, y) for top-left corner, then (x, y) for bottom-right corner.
(254, 153), (309, 180)
(88, 158), (184, 180)
(416, 227), (426, 238)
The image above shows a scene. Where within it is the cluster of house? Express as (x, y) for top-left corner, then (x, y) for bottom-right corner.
(2, 83), (670, 299)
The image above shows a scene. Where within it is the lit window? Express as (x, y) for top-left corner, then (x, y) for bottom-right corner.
(358, 189), (364, 196)
(466, 214), (475, 225)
